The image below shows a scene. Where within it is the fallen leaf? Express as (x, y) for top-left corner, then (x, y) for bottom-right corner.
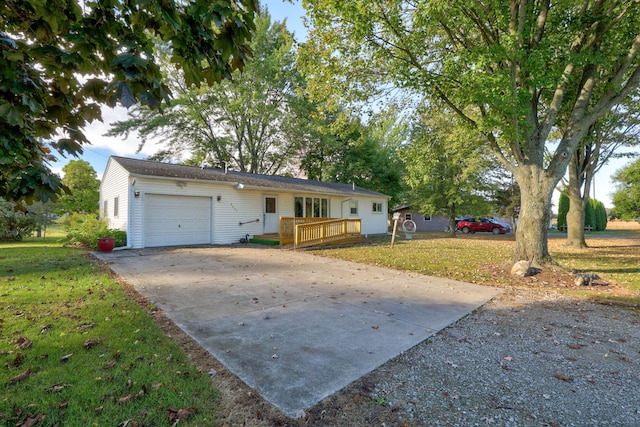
(83, 338), (102, 349)
(8, 368), (31, 384)
(176, 407), (196, 420)
(554, 373), (572, 382)
(78, 323), (96, 329)
(372, 325), (379, 330)
(46, 383), (71, 393)
(118, 395), (135, 404)
(16, 337), (32, 349)
(20, 414), (46, 427)
(567, 344), (582, 349)
(11, 353), (25, 367)
(503, 356), (513, 361)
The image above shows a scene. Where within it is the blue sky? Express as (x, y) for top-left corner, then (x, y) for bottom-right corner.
(51, 1), (631, 209)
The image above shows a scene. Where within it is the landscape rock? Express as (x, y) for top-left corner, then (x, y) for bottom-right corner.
(510, 260), (541, 277)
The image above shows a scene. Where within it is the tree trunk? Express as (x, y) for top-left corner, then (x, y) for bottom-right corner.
(565, 184), (588, 248)
(447, 206), (457, 237)
(513, 169), (556, 266)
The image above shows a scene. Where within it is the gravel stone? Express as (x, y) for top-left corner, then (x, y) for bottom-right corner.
(355, 289), (640, 426)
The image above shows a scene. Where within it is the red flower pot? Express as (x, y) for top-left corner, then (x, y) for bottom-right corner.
(97, 237), (115, 252)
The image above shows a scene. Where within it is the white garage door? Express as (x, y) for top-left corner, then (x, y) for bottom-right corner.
(144, 195), (211, 247)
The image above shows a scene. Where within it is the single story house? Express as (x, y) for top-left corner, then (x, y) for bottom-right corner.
(392, 206), (450, 232)
(392, 206), (514, 232)
(100, 156), (390, 248)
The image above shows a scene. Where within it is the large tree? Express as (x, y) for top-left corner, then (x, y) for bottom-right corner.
(564, 97), (640, 247)
(1, 0), (257, 202)
(108, 11), (305, 175)
(300, 109), (406, 206)
(56, 160), (100, 215)
(300, 0), (640, 265)
(403, 105), (500, 236)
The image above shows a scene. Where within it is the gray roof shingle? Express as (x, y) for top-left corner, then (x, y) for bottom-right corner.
(111, 156), (388, 198)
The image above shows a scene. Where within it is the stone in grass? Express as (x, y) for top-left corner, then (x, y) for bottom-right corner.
(511, 260), (541, 277)
(574, 273), (606, 286)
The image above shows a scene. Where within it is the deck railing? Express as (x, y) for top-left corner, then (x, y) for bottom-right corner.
(279, 217), (362, 249)
(279, 217), (332, 245)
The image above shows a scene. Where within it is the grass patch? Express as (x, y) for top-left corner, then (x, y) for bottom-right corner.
(310, 231), (640, 304)
(0, 238), (219, 426)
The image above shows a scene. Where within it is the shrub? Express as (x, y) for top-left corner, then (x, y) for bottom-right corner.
(584, 199), (596, 230)
(557, 192), (570, 231)
(594, 200), (607, 231)
(61, 213), (127, 249)
(0, 199), (37, 241)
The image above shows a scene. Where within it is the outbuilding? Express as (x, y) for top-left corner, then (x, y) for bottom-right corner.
(99, 156), (390, 248)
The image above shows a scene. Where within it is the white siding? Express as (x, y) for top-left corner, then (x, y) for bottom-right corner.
(102, 157), (390, 248)
(99, 159), (130, 231)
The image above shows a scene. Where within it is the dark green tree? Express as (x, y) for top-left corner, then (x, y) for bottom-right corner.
(1, 0), (258, 202)
(584, 200), (596, 231)
(557, 193), (570, 232)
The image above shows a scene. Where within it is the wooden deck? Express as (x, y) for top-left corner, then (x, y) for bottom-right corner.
(280, 217), (362, 249)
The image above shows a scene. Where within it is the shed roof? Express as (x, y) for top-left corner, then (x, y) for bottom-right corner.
(111, 156), (388, 198)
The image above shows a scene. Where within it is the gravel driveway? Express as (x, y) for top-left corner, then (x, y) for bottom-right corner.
(304, 288), (640, 426)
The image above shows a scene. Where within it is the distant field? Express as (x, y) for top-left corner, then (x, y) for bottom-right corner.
(607, 220), (640, 230)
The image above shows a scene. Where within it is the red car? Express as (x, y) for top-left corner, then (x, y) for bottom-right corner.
(456, 217), (511, 234)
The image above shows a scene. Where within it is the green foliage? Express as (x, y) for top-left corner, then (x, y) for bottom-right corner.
(60, 212), (125, 249)
(56, 160), (100, 215)
(301, 109), (406, 207)
(108, 12), (304, 175)
(1, 0), (258, 202)
(611, 158), (640, 221)
(557, 193), (570, 231)
(300, 0), (640, 262)
(592, 199), (608, 231)
(402, 105), (501, 222)
(0, 199), (37, 241)
(584, 199), (596, 230)
(0, 242), (220, 425)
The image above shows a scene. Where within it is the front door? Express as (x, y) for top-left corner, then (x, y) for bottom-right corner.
(263, 196), (279, 233)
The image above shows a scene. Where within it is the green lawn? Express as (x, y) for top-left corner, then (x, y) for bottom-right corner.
(2, 229), (638, 425)
(0, 237), (219, 426)
(311, 231), (640, 300)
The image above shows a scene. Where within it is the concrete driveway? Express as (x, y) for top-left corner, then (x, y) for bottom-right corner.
(95, 245), (501, 417)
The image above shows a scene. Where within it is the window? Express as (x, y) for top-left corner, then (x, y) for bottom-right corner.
(295, 196), (329, 218)
(405, 213), (412, 220)
(114, 197), (119, 217)
(424, 214), (431, 221)
(294, 197), (304, 217)
(372, 202), (383, 213)
(265, 197), (276, 213)
(350, 200), (358, 215)
(103, 200), (108, 217)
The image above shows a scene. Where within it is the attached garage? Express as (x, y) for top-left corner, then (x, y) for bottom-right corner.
(144, 194), (212, 247)
(100, 156), (390, 249)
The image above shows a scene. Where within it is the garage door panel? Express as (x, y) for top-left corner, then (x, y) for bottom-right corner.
(144, 195), (211, 247)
